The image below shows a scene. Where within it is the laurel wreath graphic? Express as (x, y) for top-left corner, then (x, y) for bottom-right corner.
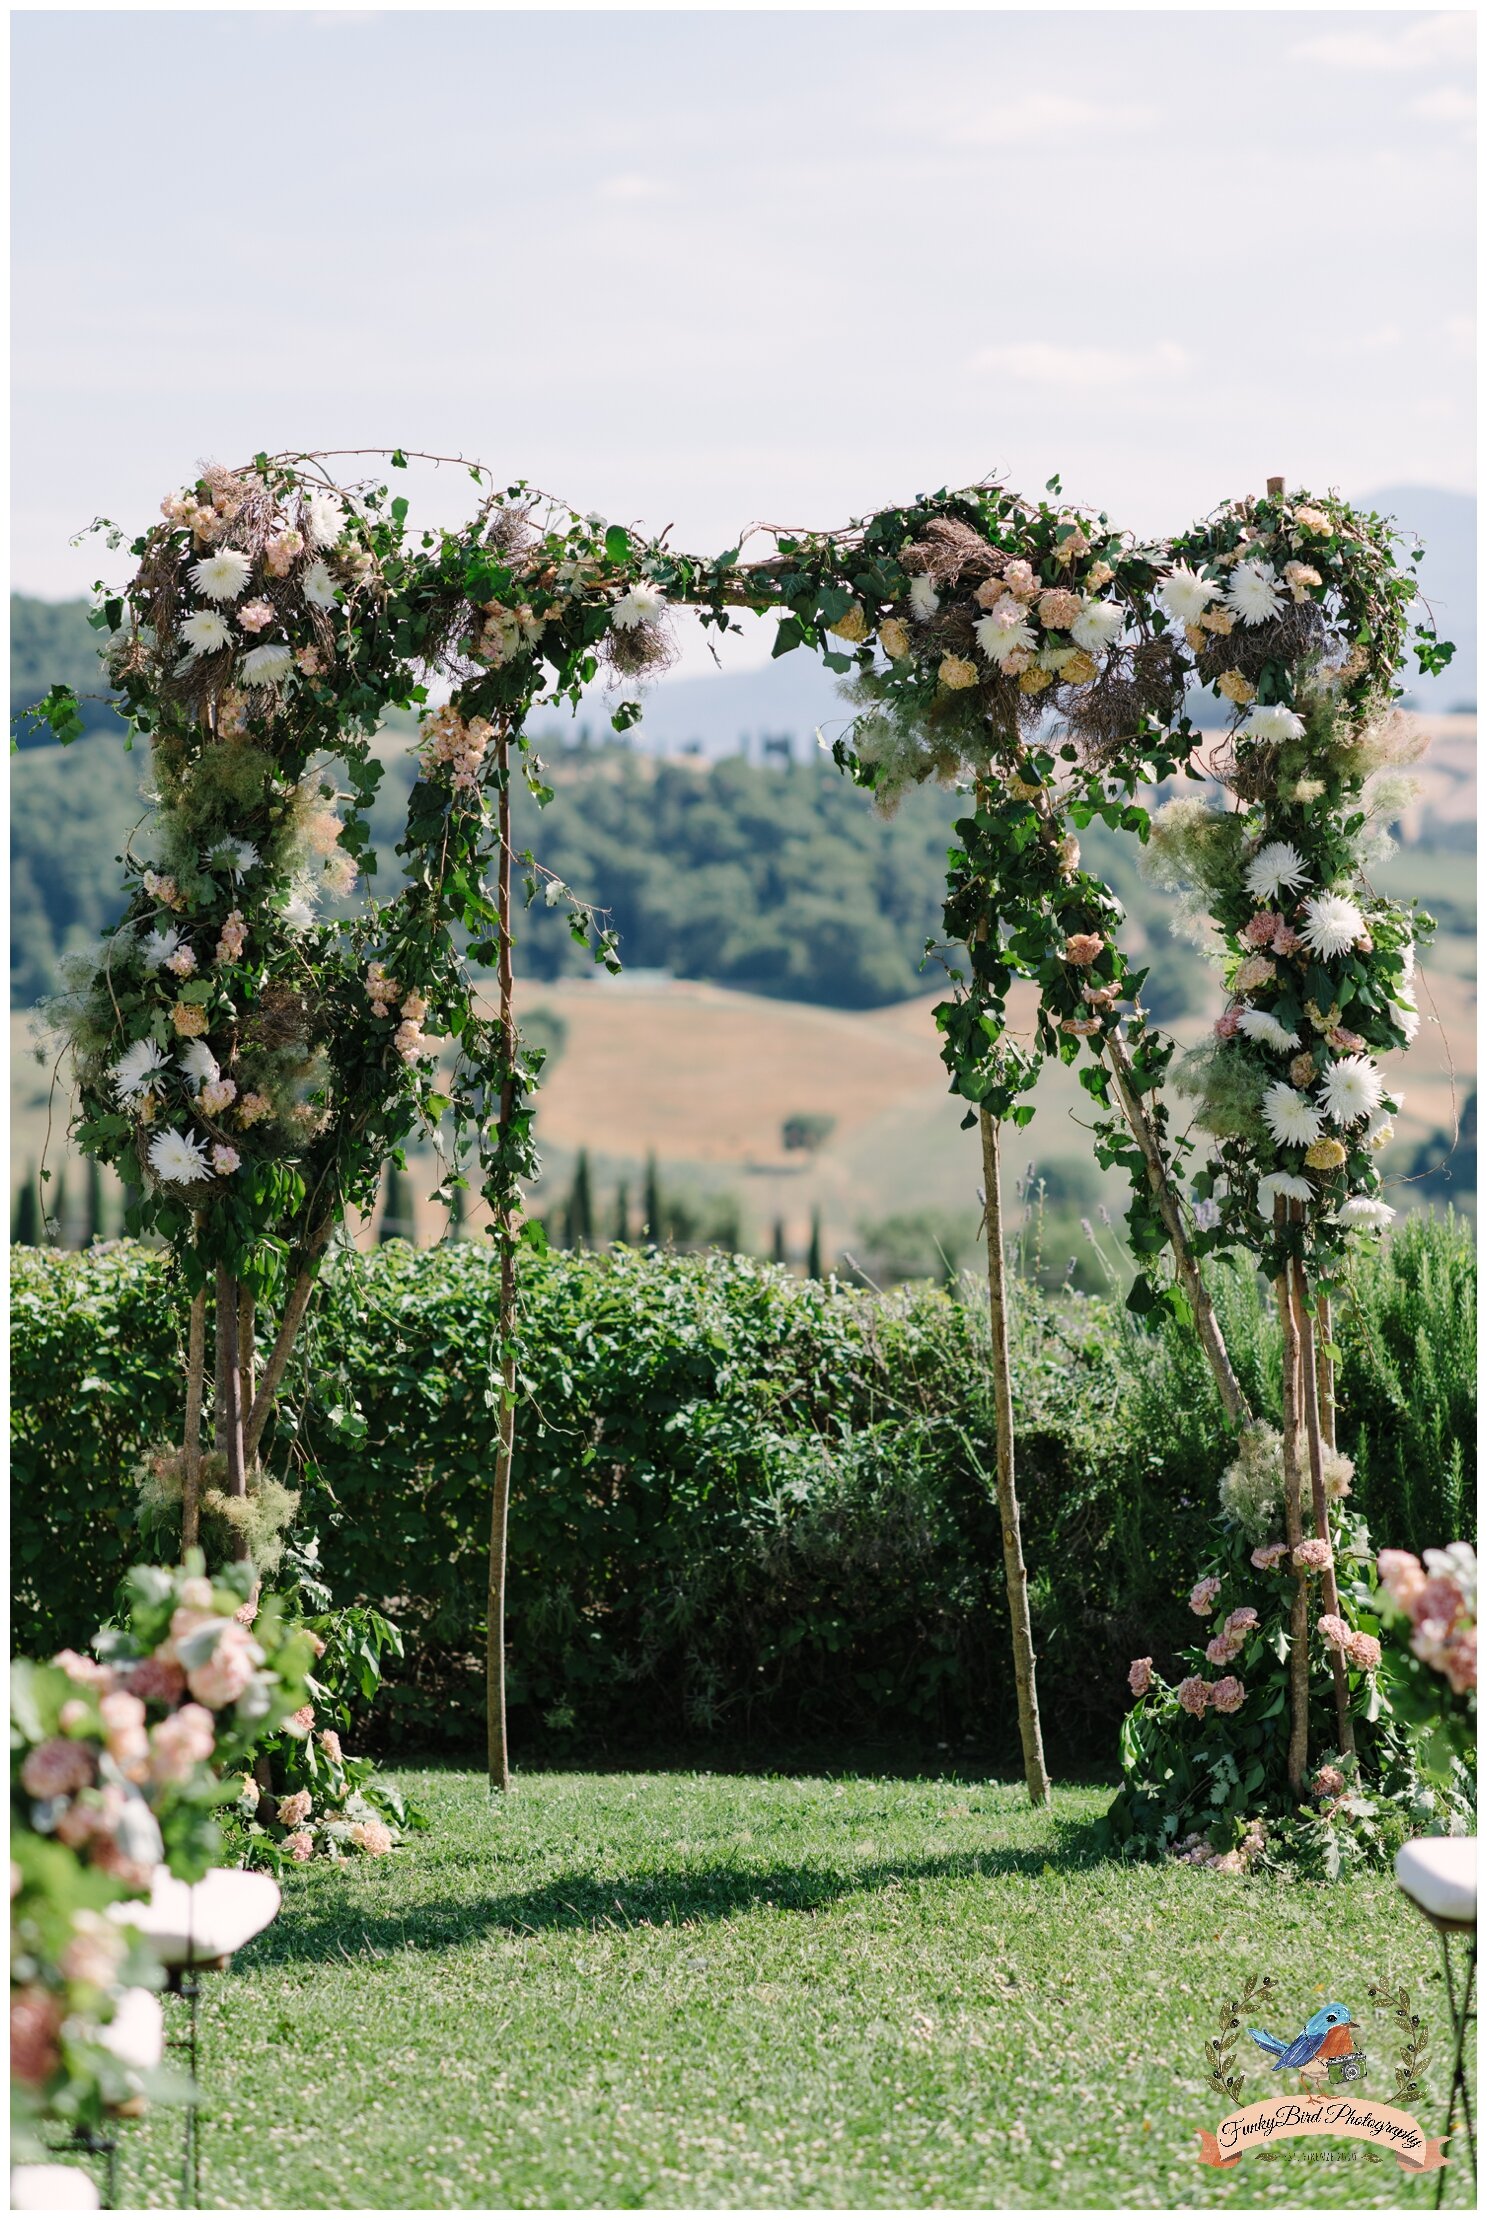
(1207, 1972), (1279, 2105)
(1366, 1981), (1429, 2107)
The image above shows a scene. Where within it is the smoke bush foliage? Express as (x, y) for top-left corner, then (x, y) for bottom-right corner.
(11, 1219), (1473, 1761)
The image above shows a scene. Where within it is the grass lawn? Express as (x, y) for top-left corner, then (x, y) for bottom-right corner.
(111, 1764), (1472, 2209)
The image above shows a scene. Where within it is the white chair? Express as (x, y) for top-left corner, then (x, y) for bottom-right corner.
(106, 1865), (282, 2204)
(11, 2164), (101, 2210)
(1395, 1837), (1477, 2205)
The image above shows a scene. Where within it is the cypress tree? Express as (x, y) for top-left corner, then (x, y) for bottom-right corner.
(643, 1153), (662, 1245)
(807, 1207), (824, 1281)
(13, 1169), (40, 1248)
(85, 1157), (106, 1246)
(48, 1172), (70, 1249)
(613, 1180), (631, 1246)
(771, 1217), (788, 1266)
(565, 1150), (594, 1249)
(379, 1161), (412, 1244)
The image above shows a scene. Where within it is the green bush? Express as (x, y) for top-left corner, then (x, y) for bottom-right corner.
(10, 1220), (1474, 1763)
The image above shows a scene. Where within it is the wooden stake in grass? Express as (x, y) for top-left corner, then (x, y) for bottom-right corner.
(1295, 1258), (1356, 1758)
(1276, 1217), (1310, 1797)
(978, 1107), (1050, 1809)
(216, 1263), (250, 1563)
(487, 722), (519, 1795)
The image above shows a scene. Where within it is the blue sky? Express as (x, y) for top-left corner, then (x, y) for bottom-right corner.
(12, 8), (1475, 673)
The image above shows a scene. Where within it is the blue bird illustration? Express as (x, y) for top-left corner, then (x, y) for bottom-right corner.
(1249, 2001), (1355, 2087)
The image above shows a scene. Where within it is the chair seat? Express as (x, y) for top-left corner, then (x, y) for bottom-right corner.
(98, 1984), (165, 2071)
(106, 1864), (281, 1966)
(1394, 1836), (1477, 1926)
(11, 2165), (101, 2210)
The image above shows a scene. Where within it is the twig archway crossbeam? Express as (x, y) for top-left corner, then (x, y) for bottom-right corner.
(34, 451), (1449, 1802)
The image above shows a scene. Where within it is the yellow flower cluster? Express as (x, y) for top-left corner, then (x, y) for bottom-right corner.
(938, 655), (979, 691)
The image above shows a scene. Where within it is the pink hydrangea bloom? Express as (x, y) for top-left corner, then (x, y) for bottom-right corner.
(148, 1704), (216, 1786)
(1344, 1631), (1382, 1672)
(1292, 1539), (1333, 1573)
(1224, 1606), (1259, 1637)
(1312, 1765), (1346, 1800)
(1317, 1613), (1349, 1651)
(284, 1704), (315, 1737)
(1177, 1676), (1210, 1717)
(1272, 922), (1303, 956)
(1442, 1630), (1477, 1694)
(1188, 1577), (1222, 1618)
(126, 1654), (187, 1705)
(1251, 1542), (1289, 1571)
(276, 1790), (313, 1827)
(284, 1831), (315, 1863)
(349, 1819), (394, 1856)
(51, 1649), (113, 1691)
(186, 1621), (261, 1709)
(1206, 1631), (1242, 1666)
(1210, 1676), (1246, 1714)
(20, 1738), (94, 1800)
(318, 1729), (343, 1763)
(1240, 912), (1280, 948)
(1377, 1549), (1425, 1608)
(1214, 1008), (1242, 1041)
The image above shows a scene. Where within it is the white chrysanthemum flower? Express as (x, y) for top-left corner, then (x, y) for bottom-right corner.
(207, 836), (259, 875)
(188, 548), (252, 603)
(178, 609), (233, 659)
(1243, 703), (1306, 743)
(1400, 939), (1415, 983)
(1331, 1197), (1395, 1232)
(1070, 598), (1126, 653)
(140, 926), (182, 972)
(1262, 1081), (1323, 1149)
(1300, 890), (1366, 960)
(305, 490), (347, 549)
(147, 1128), (213, 1186)
(1243, 841), (1310, 903)
(1321, 1054), (1385, 1127)
(282, 889), (317, 934)
(1387, 996), (1420, 1044)
(1158, 565), (1223, 624)
(610, 581), (667, 630)
(1227, 560), (1284, 626)
(241, 643), (294, 687)
(974, 610), (1036, 666)
(1237, 1008), (1301, 1053)
(178, 1040), (220, 1090)
(908, 575), (940, 620)
(110, 1036), (169, 1105)
(301, 560), (340, 610)
(1257, 1171), (1314, 1217)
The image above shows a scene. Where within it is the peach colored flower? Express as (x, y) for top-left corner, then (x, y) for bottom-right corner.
(1318, 1612), (1349, 1651)
(237, 599), (276, 634)
(1127, 1657), (1153, 1697)
(1063, 934), (1103, 967)
(1210, 1676), (1246, 1714)
(1037, 588), (1083, 630)
(148, 1703), (215, 1786)
(284, 1831), (315, 1863)
(349, 1819), (394, 1856)
(11, 1987), (62, 2085)
(318, 1729), (343, 1764)
(284, 1704), (315, 1736)
(1377, 1549), (1425, 1609)
(276, 1790), (313, 1827)
(1177, 1676), (1210, 1717)
(1217, 669), (1255, 705)
(186, 1622), (261, 1709)
(1345, 1630), (1382, 1672)
(1251, 1542), (1289, 1571)
(1292, 1539), (1333, 1574)
(938, 654), (979, 691)
(1188, 1577), (1222, 1618)
(172, 1001), (209, 1038)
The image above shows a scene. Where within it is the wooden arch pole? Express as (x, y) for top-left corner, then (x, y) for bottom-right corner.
(486, 719), (519, 1794)
(978, 1107), (1051, 1807)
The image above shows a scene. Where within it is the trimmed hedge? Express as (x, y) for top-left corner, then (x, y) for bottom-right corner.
(11, 1217), (1474, 1761)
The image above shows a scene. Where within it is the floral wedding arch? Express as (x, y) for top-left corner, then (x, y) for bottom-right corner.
(35, 450), (1450, 1817)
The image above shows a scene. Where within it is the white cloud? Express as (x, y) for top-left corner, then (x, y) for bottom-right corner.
(892, 90), (1153, 147)
(1291, 12), (1473, 71)
(1409, 85), (1476, 122)
(598, 173), (667, 203)
(971, 341), (1191, 391)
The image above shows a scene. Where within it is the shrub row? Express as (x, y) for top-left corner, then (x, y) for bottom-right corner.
(11, 1216), (1474, 1763)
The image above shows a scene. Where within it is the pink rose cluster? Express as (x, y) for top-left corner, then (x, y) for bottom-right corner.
(1188, 1576), (1223, 1618)
(1378, 1545), (1477, 1695)
(1177, 1675), (1246, 1718)
(1206, 1606), (1259, 1667)
(1317, 1614), (1383, 1673)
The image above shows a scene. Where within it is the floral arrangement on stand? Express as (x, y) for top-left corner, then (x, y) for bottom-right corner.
(11, 1557), (314, 2159)
(1373, 1542), (1476, 1788)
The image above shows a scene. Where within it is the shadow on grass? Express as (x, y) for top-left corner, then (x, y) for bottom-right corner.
(249, 1825), (1112, 1967)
